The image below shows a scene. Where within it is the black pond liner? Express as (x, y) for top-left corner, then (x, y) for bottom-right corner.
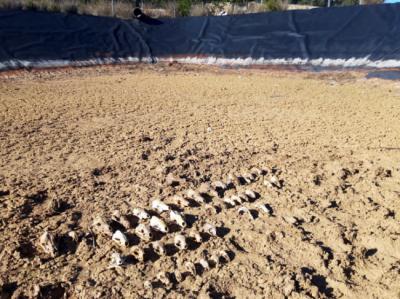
(1, 4), (400, 70)
(366, 70), (400, 80)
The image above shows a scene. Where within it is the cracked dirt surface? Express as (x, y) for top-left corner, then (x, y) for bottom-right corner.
(0, 64), (399, 298)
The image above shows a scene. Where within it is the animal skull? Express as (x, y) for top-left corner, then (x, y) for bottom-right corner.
(131, 246), (145, 262)
(151, 241), (166, 256)
(38, 231), (58, 257)
(202, 223), (217, 237)
(109, 252), (125, 268)
(150, 216), (169, 233)
(92, 216), (113, 237)
(184, 261), (197, 276)
(170, 210), (187, 228)
(135, 223), (152, 241)
(132, 208), (150, 221)
(151, 199), (170, 213)
(171, 195), (190, 207)
(112, 230), (129, 247)
(174, 234), (187, 250)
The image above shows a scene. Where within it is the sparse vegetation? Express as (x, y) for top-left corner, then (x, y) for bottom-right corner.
(265, 0), (287, 11)
(0, 0), (383, 19)
(177, 0), (192, 15)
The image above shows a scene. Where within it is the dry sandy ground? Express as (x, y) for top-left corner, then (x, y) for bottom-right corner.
(0, 64), (399, 299)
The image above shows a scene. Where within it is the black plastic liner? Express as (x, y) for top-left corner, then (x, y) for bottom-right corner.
(1, 4), (400, 70)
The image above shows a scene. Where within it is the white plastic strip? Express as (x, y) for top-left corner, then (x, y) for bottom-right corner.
(2, 55), (400, 71)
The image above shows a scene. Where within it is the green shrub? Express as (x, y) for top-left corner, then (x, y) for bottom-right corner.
(338, 0), (359, 5)
(265, 0), (284, 11)
(63, 4), (78, 14)
(178, 0), (192, 16)
(47, 2), (61, 12)
(24, 0), (38, 10)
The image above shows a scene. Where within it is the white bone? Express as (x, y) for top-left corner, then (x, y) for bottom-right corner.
(111, 211), (132, 229)
(209, 189), (218, 198)
(186, 189), (197, 199)
(245, 172), (255, 181)
(212, 181), (226, 190)
(184, 261), (197, 276)
(238, 206), (255, 220)
(245, 189), (257, 199)
(174, 270), (183, 283)
(258, 204), (272, 215)
(223, 197), (236, 207)
(67, 231), (78, 242)
(135, 223), (152, 241)
(198, 182), (210, 194)
(238, 206), (249, 213)
(231, 195), (243, 205)
(92, 216), (113, 236)
(171, 195), (190, 207)
(187, 189), (204, 204)
(132, 208), (150, 220)
(151, 241), (166, 256)
(210, 253), (220, 267)
(219, 250), (231, 262)
(39, 231), (57, 257)
(120, 215), (133, 229)
(111, 210), (122, 220)
(144, 280), (153, 289)
(109, 252), (125, 268)
(251, 167), (262, 176)
(174, 234), (187, 250)
(265, 175), (281, 188)
(199, 258), (210, 271)
(166, 173), (181, 186)
(131, 246), (145, 262)
(270, 175), (279, 185)
(157, 271), (171, 286)
(170, 210), (187, 228)
(151, 199), (170, 213)
(112, 230), (129, 247)
(189, 231), (203, 243)
(226, 174), (235, 187)
(238, 192), (249, 202)
(263, 179), (272, 188)
(203, 223), (217, 236)
(283, 215), (298, 225)
(250, 172), (258, 180)
(205, 204), (220, 214)
(241, 174), (252, 184)
(193, 194), (205, 204)
(150, 216), (169, 233)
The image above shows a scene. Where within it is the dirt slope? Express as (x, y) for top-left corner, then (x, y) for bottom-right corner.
(0, 65), (399, 299)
